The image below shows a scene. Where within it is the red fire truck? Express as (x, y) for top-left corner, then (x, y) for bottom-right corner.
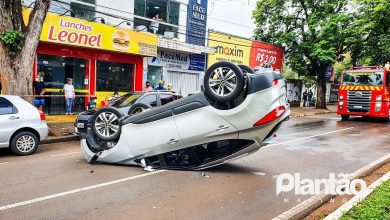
(337, 66), (390, 120)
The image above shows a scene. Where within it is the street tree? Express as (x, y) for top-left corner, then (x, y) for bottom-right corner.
(351, 0), (390, 65)
(253, 0), (360, 108)
(0, 0), (51, 96)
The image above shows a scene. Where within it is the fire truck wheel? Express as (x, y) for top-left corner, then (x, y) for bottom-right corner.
(341, 114), (350, 120)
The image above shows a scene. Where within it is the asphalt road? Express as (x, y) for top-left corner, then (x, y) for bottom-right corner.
(0, 114), (389, 220)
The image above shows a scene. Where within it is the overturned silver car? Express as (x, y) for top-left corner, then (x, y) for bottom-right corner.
(80, 62), (290, 170)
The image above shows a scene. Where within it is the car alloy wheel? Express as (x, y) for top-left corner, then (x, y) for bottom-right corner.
(94, 112), (120, 138)
(16, 135), (36, 153)
(209, 67), (238, 97)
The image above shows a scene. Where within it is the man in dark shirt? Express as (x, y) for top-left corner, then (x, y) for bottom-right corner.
(33, 75), (45, 111)
(154, 80), (167, 90)
(0, 75), (2, 94)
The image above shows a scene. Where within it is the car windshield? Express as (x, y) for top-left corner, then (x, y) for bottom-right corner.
(342, 71), (384, 86)
(109, 93), (142, 108)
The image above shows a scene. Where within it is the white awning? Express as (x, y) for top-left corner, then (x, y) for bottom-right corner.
(158, 36), (215, 54)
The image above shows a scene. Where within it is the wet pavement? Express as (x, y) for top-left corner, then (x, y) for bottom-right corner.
(0, 114), (389, 220)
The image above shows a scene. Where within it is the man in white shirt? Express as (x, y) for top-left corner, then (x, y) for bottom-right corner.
(64, 78), (75, 115)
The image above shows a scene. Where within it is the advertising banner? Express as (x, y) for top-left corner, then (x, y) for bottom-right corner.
(208, 31), (284, 71)
(207, 32), (252, 68)
(186, 0), (208, 46)
(148, 50), (206, 72)
(23, 9), (158, 57)
(249, 41), (284, 71)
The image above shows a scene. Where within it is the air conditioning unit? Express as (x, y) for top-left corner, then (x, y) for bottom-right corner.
(135, 25), (147, 32)
(164, 31), (175, 39)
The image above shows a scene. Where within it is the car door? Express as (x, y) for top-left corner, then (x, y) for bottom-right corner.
(139, 94), (158, 107)
(111, 109), (183, 159)
(0, 97), (23, 146)
(173, 104), (238, 148)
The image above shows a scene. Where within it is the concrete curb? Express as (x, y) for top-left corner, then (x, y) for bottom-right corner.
(41, 135), (79, 145)
(272, 153), (390, 220)
(324, 171), (390, 220)
(291, 110), (337, 118)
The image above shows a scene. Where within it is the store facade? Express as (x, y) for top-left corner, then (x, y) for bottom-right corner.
(23, 9), (157, 114)
(207, 31), (284, 72)
(146, 49), (206, 96)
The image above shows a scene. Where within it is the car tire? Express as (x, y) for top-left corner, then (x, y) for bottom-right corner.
(204, 62), (245, 102)
(341, 114), (350, 120)
(238, 65), (254, 74)
(91, 107), (124, 141)
(10, 131), (39, 156)
(128, 103), (151, 115)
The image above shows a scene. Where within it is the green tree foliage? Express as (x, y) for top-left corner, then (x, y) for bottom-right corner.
(352, 0), (390, 65)
(253, 0), (361, 108)
(0, 29), (24, 58)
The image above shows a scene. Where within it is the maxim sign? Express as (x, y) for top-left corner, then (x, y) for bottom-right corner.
(208, 31), (284, 71)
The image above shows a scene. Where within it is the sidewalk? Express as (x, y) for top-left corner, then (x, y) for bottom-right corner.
(290, 104), (337, 117)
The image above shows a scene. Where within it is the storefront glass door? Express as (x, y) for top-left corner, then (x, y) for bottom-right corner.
(37, 54), (87, 114)
(96, 60), (133, 107)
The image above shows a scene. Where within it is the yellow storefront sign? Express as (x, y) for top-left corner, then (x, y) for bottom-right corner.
(207, 31), (251, 68)
(23, 9), (157, 56)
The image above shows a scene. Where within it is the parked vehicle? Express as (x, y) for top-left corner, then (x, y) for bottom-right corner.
(74, 91), (181, 134)
(0, 95), (48, 155)
(80, 62), (290, 170)
(337, 66), (390, 120)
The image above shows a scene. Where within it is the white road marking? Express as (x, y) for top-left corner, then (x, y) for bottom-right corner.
(0, 170), (167, 211)
(50, 152), (81, 157)
(263, 127), (354, 149)
(0, 162), (9, 165)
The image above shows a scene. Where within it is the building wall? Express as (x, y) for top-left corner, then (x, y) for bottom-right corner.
(96, 0), (135, 29)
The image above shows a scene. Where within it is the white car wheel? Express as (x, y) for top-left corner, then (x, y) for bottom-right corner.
(91, 107), (124, 141)
(204, 62), (244, 102)
(10, 131), (38, 156)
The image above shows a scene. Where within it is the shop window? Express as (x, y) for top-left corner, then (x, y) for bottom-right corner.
(134, 0), (179, 25)
(168, 1), (179, 26)
(135, 0), (146, 17)
(147, 66), (163, 89)
(70, 0), (96, 20)
(38, 55), (86, 90)
(97, 61), (133, 92)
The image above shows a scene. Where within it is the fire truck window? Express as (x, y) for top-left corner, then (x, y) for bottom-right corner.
(387, 73), (390, 86)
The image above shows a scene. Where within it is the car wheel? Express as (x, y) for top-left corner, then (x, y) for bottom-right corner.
(341, 114), (350, 120)
(10, 131), (39, 156)
(204, 62), (245, 102)
(128, 103), (151, 115)
(91, 107), (124, 141)
(238, 65), (254, 74)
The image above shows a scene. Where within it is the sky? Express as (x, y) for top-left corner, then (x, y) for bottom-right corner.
(207, 0), (258, 39)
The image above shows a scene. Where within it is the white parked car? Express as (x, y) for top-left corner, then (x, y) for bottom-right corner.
(81, 62), (290, 170)
(0, 95), (49, 155)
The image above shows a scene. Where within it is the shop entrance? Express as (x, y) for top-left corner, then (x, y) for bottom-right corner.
(37, 54), (88, 114)
(96, 60), (134, 107)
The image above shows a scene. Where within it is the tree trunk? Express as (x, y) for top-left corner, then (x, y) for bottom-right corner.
(0, 0), (51, 98)
(316, 69), (327, 109)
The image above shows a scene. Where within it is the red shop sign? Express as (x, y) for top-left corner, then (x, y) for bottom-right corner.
(249, 42), (284, 72)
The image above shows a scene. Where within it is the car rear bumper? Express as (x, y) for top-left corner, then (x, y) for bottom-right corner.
(36, 123), (49, 141)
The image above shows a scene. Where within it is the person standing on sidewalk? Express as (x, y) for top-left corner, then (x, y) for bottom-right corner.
(64, 78), (75, 115)
(308, 89), (314, 107)
(303, 89), (308, 107)
(33, 75), (46, 111)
